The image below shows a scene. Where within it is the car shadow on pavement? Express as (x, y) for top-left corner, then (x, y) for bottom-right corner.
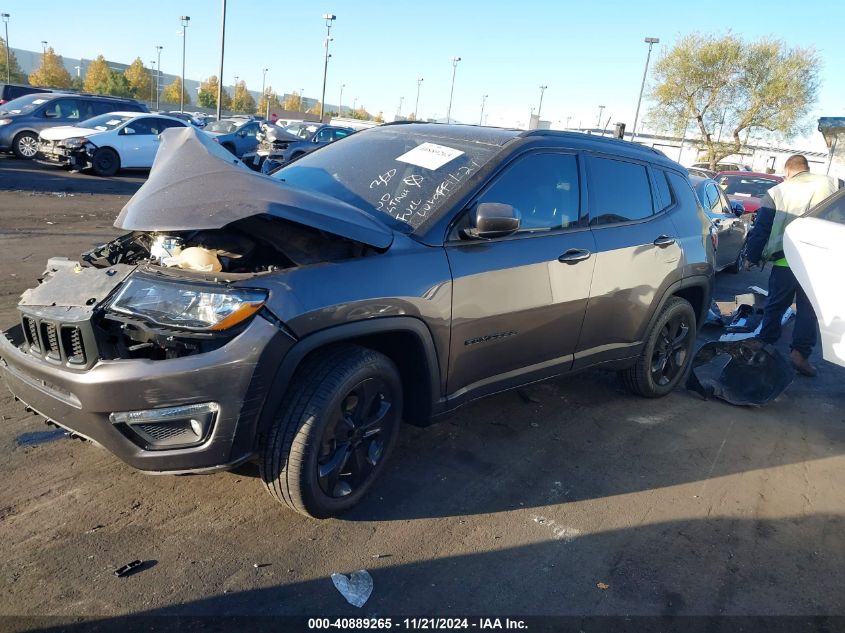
(19, 513), (845, 621)
(0, 157), (146, 196)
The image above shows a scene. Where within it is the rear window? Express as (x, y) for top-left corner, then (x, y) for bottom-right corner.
(0, 93), (54, 115)
(808, 189), (845, 225)
(587, 156), (653, 225)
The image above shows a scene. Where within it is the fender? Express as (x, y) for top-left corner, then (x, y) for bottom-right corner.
(645, 274), (713, 338)
(254, 316), (443, 442)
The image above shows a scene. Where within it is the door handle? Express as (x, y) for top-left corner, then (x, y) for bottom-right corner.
(653, 235), (676, 247)
(558, 248), (591, 263)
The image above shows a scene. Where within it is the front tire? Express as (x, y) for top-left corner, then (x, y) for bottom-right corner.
(619, 297), (697, 398)
(91, 148), (120, 177)
(12, 132), (38, 159)
(260, 345), (403, 518)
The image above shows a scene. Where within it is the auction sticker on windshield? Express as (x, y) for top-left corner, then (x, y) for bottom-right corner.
(396, 142), (464, 171)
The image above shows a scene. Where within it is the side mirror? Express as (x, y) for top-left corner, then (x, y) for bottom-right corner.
(465, 202), (521, 239)
(731, 201), (745, 216)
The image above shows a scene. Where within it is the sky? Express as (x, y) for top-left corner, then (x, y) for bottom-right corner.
(3, 0), (844, 147)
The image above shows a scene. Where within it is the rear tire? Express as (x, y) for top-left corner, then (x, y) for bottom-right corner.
(12, 131), (38, 159)
(91, 148), (120, 177)
(260, 345), (403, 518)
(619, 297), (697, 398)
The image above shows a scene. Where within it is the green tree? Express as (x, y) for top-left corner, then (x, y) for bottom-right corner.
(197, 75), (230, 109)
(256, 88), (281, 116)
(123, 57), (151, 100)
(648, 33), (820, 170)
(83, 54), (111, 93)
(161, 77), (190, 106)
(28, 47), (72, 89)
(0, 37), (27, 83)
(282, 91), (302, 112)
(231, 80), (255, 113)
(307, 100), (322, 116)
(352, 106), (370, 120)
(104, 71), (133, 97)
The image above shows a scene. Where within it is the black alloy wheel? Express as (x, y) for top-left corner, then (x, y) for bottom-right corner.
(650, 311), (692, 387)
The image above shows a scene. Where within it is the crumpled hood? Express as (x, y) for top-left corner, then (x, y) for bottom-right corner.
(113, 126), (393, 249)
(261, 124), (304, 144)
(39, 126), (100, 142)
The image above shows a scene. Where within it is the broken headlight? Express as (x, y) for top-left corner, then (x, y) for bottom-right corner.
(109, 275), (267, 332)
(59, 137), (90, 149)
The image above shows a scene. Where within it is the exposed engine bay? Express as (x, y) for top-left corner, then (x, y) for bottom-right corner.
(83, 215), (374, 274)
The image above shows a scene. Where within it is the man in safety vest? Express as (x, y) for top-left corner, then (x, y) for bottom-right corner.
(744, 154), (840, 377)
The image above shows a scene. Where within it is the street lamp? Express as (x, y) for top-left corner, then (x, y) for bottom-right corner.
(262, 67), (269, 118)
(596, 105), (605, 128)
(300, 87), (305, 112)
(537, 85), (548, 118)
(179, 15), (191, 113)
(631, 36), (659, 143)
(155, 46), (163, 110)
(446, 56), (461, 124)
(216, 0), (227, 122)
(1, 13), (9, 84)
(149, 60), (156, 105)
(479, 94), (488, 126)
(352, 96), (357, 113)
(319, 13), (336, 121)
(338, 83), (345, 116)
(414, 77), (423, 120)
(397, 96), (404, 117)
(41, 40), (47, 53)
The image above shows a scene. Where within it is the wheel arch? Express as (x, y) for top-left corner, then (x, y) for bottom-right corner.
(256, 317), (442, 445)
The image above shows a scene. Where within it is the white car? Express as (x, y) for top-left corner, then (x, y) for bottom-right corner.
(37, 112), (187, 176)
(783, 188), (845, 367)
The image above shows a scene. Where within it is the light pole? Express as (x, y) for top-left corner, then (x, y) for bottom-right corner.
(338, 83), (345, 116)
(149, 61), (156, 105)
(565, 115), (572, 129)
(41, 40), (47, 53)
(155, 46), (163, 110)
(479, 94), (487, 125)
(319, 13), (336, 122)
(1, 13), (9, 84)
(397, 96), (404, 117)
(630, 36), (659, 142)
(215, 1), (226, 120)
(446, 56), (461, 124)
(179, 15), (190, 113)
(352, 96), (357, 114)
(537, 85), (547, 118)
(414, 77), (423, 120)
(596, 105), (605, 128)
(300, 87), (305, 112)
(261, 67), (269, 117)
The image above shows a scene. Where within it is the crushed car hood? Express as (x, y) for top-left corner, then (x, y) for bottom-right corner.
(114, 126), (393, 249)
(262, 125), (304, 143)
(39, 126), (102, 141)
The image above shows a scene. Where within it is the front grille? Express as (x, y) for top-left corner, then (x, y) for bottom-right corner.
(19, 313), (95, 369)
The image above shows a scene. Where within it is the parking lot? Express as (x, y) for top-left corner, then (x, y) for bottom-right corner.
(1, 157), (844, 621)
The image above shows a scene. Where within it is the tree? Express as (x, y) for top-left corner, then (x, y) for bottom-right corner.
(256, 88), (281, 116)
(231, 80), (255, 113)
(83, 54), (111, 93)
(648, 33), (820, 170)
(307, 100), (322, 116)
(124, 57), (151, 100)
(374, 111), (384, 123)
(407, 112), (417, 121)
(197, 75), (230, 109)
(0, 37), (27, 84)
(28, 47), (72, 89)
(161, 77), (190, 106)
(352, 106), (370, 120)
(282, 91), (302, 112)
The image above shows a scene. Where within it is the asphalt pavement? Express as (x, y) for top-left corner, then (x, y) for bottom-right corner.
(0, 158), (843, 623)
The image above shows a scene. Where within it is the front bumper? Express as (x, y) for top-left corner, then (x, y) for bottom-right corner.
(0, 315), (295, 472)
(36, 140), (88, 168)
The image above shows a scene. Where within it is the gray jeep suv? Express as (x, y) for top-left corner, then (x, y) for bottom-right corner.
(0, 124), (714, 518)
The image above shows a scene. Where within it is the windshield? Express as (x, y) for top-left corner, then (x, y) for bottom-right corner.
(718, 175), (780, 197)
(0, 93), (53, 115)
(271, 127), (504, 230)
(206, 120), (239, 133)
(283, 122), (320, 139)
(75, 114), (134, 131)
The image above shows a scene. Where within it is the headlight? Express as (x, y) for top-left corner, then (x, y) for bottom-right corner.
(109, 276), (267, 331)
(59, 137), (89, 148)
(0, 118), (12, 126)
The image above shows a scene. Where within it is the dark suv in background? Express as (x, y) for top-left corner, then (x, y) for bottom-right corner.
(0, 92), (148, 158)
(0, 123), (714, 518)
(0, 83), (56, 105)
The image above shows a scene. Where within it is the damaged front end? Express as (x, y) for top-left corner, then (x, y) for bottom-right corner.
(36, 136), (96, 170)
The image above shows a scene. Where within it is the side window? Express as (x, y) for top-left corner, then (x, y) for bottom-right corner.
(333, 129), (351, 140)
(242, 123), (259, 137)
(79, 101), (96, 122)
(125, 118), (156, 135)
(158, 119), (186, 130)
(315, 128), (334, 143)
(703, 182), (721, 214)
(477, 152), (581, 232)
(587, 156), (653, 225)
(666, 172), (702, 212)
(809, 191), (845, 224)
(43, 98), (80, 120)
(716, 188), (732, 215)
(653, 169), (673, 212)
(92, 102), (118, 116)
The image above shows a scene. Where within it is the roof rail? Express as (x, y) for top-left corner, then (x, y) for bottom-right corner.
(522, 128), (665, 156)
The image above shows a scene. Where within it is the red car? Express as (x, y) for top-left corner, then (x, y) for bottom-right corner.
(715, 171), (783, 214)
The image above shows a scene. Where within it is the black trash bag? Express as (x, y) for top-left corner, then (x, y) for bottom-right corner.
(686, 339), (793, 407)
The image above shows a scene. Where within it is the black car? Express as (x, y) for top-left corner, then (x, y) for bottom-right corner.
(0, 83), (56, 105)
(0, 92), (148, 158)
(0, 124), (714, 518)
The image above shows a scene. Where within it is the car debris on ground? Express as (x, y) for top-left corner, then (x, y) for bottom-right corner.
(331, 570), (374, 608)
